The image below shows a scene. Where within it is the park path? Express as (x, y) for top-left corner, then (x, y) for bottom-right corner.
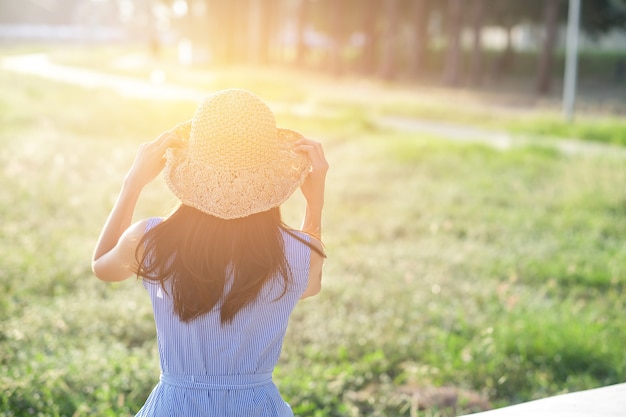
(1, 53), (206, 102)
(376, 114), (626, 157)
(2, 53), (625, 157)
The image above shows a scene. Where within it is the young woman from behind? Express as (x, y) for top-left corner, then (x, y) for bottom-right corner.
(92, 89), (328, 416)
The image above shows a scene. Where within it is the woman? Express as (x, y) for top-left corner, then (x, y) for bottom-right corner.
(92, 89), (328, 416)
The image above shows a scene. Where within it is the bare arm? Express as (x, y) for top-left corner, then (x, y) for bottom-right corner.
(294, 138), (329, 299)
(92, 131), (180, 281)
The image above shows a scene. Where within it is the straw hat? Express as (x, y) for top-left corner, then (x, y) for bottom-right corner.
(163, 89), (311, 219)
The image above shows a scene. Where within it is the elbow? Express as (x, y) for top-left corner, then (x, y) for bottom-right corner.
(91, 261), (109, 282)
(91, 253), (107, 280)
(300, 275), (322, 299)
(307, 285), (322, 299)
(300, 250), (325, 299)
(310, 284), (322, 298)
(310, 278), (322, 296)
(91, 259), (131, 282)
(91, 259), (102, 279)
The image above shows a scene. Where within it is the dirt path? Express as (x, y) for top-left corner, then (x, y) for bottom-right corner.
(375, 114), (626, 157)
(3, 53), (625, 157)
(1, 53), (206, 101)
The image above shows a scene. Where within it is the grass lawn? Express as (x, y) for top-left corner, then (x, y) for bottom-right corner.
(1, 47), (625, 417)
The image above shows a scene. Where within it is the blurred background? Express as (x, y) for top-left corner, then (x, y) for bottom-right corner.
(1, 0), (625, 103)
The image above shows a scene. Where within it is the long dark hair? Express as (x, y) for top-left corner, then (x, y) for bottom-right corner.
(137, 205), (318, 324)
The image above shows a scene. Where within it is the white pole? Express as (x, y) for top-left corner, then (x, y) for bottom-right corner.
(563, 0), (581, 122)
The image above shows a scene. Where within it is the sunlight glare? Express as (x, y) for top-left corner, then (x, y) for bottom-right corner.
(178, 38), (193, 66)
(150, 69), (166, 84)
(172, 0), (188, 17)
(118, 0), (134, 23)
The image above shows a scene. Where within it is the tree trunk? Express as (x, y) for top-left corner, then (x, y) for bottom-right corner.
(408, 0), (430, 79)
(492, 24), (515, 79)
(247, 0), (262, 64)
(257, 0), (277, 65)
(468, 0), (484, 85)
(294, 0), (310, 67)
(204, 0), (228, 64)
(535, 0), (560, 95)
(187, 0), (202, 64)
(379, 0), (399, 80)
(442, 0), (464, 86)
(233, 0), (249, 63)
(360, 0), (379, 75)
(328, 0), (344, 76)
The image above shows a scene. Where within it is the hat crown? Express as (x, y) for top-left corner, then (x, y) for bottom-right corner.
(164, 89), (311, 219)
(189, 89), (279, 169)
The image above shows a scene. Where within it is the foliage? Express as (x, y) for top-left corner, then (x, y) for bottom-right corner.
(1, 54), (626, 417)
(580, 0), (626, 36)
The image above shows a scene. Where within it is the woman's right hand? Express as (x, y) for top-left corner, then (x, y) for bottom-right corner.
(125, 130), (182, 189)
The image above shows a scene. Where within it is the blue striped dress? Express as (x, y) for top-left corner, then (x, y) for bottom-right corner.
(135, 218), (311, 417)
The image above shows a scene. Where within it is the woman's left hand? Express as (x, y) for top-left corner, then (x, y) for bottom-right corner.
(125, 130), (181, 189)
(295, 138), (328, 210)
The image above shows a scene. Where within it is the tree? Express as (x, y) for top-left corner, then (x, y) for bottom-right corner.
(408, 0), (430, 79)
(328, 0), (347, 75)
(535, 0), (562, 94)
(293, 0), (311, 67)
(307, 0), (367, 75)
(580, 0), (626, 35)
(468, 0), (485, 85)
(360, 0), (381, 75)
(486, 0), (542, 80)
(379, 0), (399, 80)
(442, 0), (464, 86)
(247, 0), (262, 64)
(204, 0), (231, 64)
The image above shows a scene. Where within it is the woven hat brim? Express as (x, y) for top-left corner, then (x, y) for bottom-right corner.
(164, 128), (310, 219)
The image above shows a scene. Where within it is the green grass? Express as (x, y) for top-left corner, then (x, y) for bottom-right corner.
(1, 51), (626, 417)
